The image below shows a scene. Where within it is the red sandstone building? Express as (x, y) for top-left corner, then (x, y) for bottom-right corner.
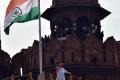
(1, 0), (120, 80)
(0, 40), (11, 79)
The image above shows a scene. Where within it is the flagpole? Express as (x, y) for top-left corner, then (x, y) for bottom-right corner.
(38, 0), (42, 75)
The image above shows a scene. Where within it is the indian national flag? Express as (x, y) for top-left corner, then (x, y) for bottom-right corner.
(4, 0), (39, 34)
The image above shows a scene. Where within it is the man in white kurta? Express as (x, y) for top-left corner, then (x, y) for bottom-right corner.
(56, 63), (70, 80)
(56, 67), (68, 80)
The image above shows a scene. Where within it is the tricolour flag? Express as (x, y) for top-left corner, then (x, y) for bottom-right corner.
(4, 0), (39, 34)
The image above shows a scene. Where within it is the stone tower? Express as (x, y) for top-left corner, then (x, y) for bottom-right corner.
(41, 0), (110, 41)
(40, 0), (120, 80)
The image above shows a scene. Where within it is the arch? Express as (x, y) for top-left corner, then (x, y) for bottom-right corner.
(61, 17), (73, 36)
(51, 17), (73, 38)
(44, 38), (62, 65)
(76, 16), (90, 38)
(83, 36), (104, 64)
(64, 34), (82, 65)
(62, 17), (72, 28)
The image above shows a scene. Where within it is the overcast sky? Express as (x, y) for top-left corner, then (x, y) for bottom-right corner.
(0, 0), (120, 57)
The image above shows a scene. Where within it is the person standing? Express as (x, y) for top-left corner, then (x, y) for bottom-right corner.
(56, 63), (71, 80)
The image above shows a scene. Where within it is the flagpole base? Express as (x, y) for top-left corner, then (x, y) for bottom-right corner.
(38, 72), (45, 80)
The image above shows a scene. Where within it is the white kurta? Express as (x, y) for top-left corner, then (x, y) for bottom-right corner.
(56, 68), (68, 80)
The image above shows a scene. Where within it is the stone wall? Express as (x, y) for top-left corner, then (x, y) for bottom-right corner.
(9, 36), (120, 80)
(0, 40), (11, 79)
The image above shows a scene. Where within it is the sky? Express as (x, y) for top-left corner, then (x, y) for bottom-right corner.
(0, 0), (120, 57)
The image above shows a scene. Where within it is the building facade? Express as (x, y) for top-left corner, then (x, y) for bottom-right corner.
(1, 0), (120, 80)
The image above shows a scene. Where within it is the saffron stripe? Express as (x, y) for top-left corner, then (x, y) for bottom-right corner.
(4, 7), (39, 34)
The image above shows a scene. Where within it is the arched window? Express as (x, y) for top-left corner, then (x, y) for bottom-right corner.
(90, 49), (97, 63)
(54, 17), (72, 37)
(49, 52), (56, 65)
(91, 55), (97, 63)
(62, 17), (72, 28)
(76, 16), (90, 38)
